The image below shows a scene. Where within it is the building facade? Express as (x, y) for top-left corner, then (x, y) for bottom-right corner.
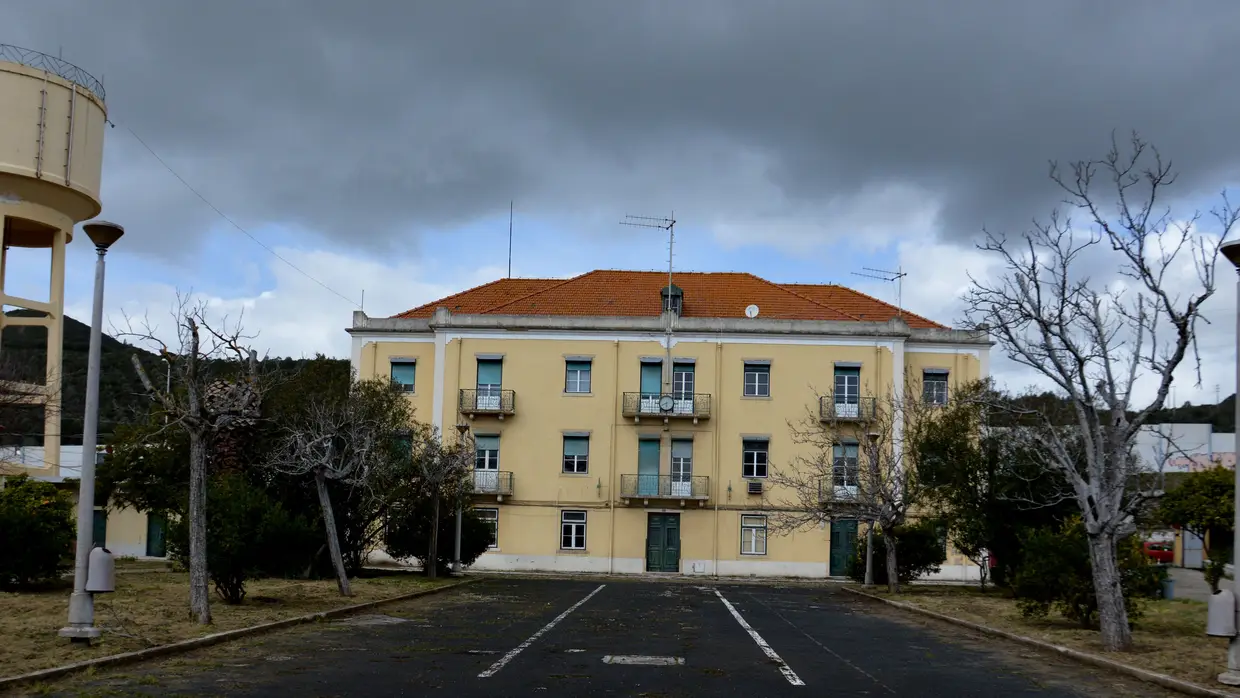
(349, 271), (990, 578)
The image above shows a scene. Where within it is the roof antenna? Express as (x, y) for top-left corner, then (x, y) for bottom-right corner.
(621, 213), (677, 390)
(507, 200), (514, 278)
(851, 266), (908, 319)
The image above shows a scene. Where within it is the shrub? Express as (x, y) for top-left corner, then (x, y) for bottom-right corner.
(0, 475), (75, 589)
(168, 473), (316, 603)
(1013, 517), (1160, 627)
(1205, 550), (1229, 593)
(383, 502), (492, 575)
(847, 520), (947, 585)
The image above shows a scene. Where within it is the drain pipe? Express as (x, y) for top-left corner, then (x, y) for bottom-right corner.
(608, 339), (619, 575)
(712, 330), (722, 577)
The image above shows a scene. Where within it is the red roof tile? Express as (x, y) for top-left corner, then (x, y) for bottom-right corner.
(390, 270), (948, 329)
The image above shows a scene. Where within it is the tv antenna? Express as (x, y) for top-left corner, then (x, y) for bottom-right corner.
(621, 213), (677, 390)
(851, 266), (908, 318)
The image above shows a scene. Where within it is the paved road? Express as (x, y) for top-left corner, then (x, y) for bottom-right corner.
(1169, 566), (1214, 602)
(43, 578), (1177, 697)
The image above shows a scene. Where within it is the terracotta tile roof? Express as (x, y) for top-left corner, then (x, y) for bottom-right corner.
(780, 283), (946, 329)
(391, 270), (949, 329)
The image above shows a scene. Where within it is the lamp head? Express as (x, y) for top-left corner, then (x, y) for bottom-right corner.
(1223, 239), (1240, 270)
(83, 221), (125, 251)
(455, 422), (470, 436)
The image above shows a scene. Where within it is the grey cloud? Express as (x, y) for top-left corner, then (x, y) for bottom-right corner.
(5, 0), (1240, 259)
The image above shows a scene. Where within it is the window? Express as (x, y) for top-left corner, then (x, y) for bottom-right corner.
(477, 508), (499, 548)
(743, 362), (770, 397)
(923, 369), (949, 405)
(563, 436), (589, 474)
(561, 510), (587, 550)
(475, 435), (500, 470)
(390, 360), (416, 392)
(672, 362), (695, 398)
(671, 439), (693, 496)
(833, 442), (859, 495)
(740, 515), (767, 555)
(742, 439), (769, 478)
(565, 360), (592, 393)
(476, 359), (503, 409)
(834, 366), (861, 418)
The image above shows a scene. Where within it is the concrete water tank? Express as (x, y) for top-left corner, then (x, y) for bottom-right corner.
(0, 45), (109, 474)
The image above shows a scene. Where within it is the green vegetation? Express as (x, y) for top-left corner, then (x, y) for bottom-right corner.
(0, 475), (75, 589)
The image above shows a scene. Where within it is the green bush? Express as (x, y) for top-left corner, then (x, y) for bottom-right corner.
(383, 502), (492, 575)
(0, 475), (76, 589)
(1205, 550), (1229, 593)
(847, 520), (947, 585)
(168, 473), (317, 603)
(1012, 517), (1160, 627)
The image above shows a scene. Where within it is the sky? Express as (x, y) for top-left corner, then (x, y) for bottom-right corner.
(3, 1), (1239, 409)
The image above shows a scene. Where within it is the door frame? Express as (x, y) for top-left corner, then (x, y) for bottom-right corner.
(646, 512), (681, 573)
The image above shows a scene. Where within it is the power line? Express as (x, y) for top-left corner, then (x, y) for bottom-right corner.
(120, 124), (362, 309)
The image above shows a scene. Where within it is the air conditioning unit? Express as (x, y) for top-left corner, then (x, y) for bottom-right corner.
(747, 480), (763, 495)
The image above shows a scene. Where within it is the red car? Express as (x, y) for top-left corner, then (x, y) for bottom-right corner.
(1144, 541), (1174, 564)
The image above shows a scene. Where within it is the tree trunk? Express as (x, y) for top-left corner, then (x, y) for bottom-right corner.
(1088, 533), (1132, 651)
(428, 493), (440, 579)
(884, 531), (900, 594)
(864, 524), (875, 586)
(187, 432), (211, 624)
(314, 469), (352, 596)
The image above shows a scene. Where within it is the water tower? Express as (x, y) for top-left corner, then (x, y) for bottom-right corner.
(0, 45), (108, 475)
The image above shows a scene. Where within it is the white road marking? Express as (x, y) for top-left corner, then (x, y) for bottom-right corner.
(477, 584), (606, 678)
(602, 655), (685, 666)
(713, 589), (805, 686)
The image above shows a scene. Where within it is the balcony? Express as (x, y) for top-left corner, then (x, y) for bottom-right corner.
(819, 395), (876, 423)
(619, 474), (710, 506)
(621, 392), (712, 423)
(818, 480), (860, 503)
(459, 388), (516, 419)
(472, 470), (514, 500)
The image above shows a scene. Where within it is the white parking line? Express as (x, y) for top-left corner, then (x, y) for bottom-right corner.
(713, 589), (805, 686)
(477, 584), (606, 678)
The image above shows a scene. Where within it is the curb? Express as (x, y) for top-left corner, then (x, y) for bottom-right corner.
(0, 577), (478, 693)
(474, 569), (850, 587)
(842, 586), (1238, 698)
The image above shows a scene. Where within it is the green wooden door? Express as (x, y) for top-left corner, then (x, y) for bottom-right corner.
(146, 513), (167, 557)
(829, 519), (858, 576)
(646, 513), (680, 572)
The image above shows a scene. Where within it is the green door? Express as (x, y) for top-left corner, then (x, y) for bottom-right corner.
(146, 513), (167, 557)
(829, 519), (859, 576)
(646, 513), (681, 572)
(92, 509), (107, 548)
(640, 362), (663, 397)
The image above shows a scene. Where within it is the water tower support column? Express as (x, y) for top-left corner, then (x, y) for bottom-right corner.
(43, 226), (66, 473)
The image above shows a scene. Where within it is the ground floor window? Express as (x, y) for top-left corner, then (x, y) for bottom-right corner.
(476, 508), (499, 549)
(561, 510), (587, 550)
(740, 514), (767, 555)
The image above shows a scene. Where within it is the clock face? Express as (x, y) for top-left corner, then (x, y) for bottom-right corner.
(659, 395), (675, 411)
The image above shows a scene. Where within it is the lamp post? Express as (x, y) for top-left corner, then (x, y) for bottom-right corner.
(865, 431), (880, 586)
(59, 221), (123, 642)
(452, 422), (470, 574)
(1218, 240), (1240, 684)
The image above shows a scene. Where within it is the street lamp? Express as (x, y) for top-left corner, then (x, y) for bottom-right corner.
(453, 422), (470, 574)
(1218, 240), (1240, 685)
(59, 221), (123, 642)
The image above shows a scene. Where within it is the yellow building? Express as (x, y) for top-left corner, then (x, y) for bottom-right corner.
(350, 270), (989, 579)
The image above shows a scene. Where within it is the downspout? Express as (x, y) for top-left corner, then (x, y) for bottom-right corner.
(713, 328), (722, 577)
(609, 339), (620, 575)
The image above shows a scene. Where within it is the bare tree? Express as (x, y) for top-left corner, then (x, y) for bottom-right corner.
(769, 386), (931, 593)
(265, 378), (413, 596)
(0, 352), (61, 473)
(120, 298), (261, 625)
(408, 424), (474, 579)
(964, 133), (1239, 651)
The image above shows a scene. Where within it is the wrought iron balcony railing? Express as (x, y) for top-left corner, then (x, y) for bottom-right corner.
(620, 392), (712, 421)
(459, 388), (516, 417)
(819, 394), (876, 422)
(620, 474), (710, 501)
(472, 470), (514, 497)
(818, 479), (860, 502)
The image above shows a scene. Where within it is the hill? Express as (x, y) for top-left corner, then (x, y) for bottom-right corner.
(1, 310), (162, 445)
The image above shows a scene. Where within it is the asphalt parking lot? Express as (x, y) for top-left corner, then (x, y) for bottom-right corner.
(41, 577), (1178, 697)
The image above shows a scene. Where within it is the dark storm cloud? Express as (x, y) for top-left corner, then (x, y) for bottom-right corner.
(5, 1), (1239, 258)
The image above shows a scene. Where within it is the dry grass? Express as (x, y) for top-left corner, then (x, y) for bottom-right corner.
(0, 570), (449, 678)
(866, 585), (1231, 689)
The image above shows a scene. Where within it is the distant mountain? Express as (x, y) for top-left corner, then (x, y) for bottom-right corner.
(2, 310), (162, 445)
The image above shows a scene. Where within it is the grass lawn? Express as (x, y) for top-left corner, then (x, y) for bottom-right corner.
(864, 584), (1231, 689)
(0, 567), (451, 679)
